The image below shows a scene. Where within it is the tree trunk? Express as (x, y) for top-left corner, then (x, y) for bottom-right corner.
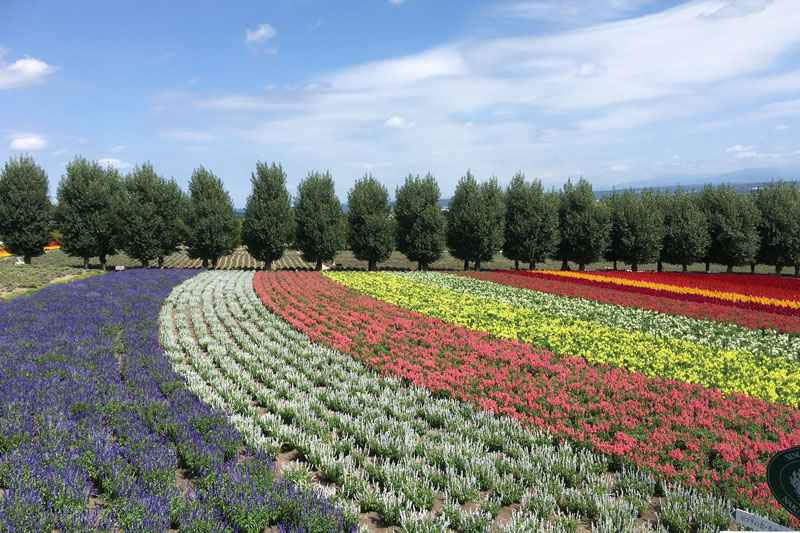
(682, 264), (688, 273)
(514, 259), (519, 271)
(726, 264), (734, 273)
(202, 258), (209, 269)
(368, 259), (377, 271)
(265, 259), (272, 271)
(750, 263), (756, 274)
(474, 259), (481, 271)
(212, 257), (218, 269)
(776, 264), (783, 275)
(561, 260), (569, 271)
(24, 254), (31, 264)
(613, 260), (617, 271)
(657, 260), (663, 273)
(705, 260), (710, 273)
(463, 260), (469, 271)
(578, 263), (586, 271)
(142, 259), (149, 268)
(99, 254), (107, 270)
(417, 261), (423, 271)
(631, 261), (638, 272)
(315, 259), (323, 271)
(529, 262), (535, 270)
(158, 256), (164, 269)
(83, 257), (90, 270)
(795, 264), (799, 278)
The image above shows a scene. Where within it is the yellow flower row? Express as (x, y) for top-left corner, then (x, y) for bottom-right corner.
(325, 271), (800, 407)
(537, 270), (800, 311)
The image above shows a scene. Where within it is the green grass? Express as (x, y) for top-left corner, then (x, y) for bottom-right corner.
(0, 253), (104, 300)
(9, 247), (795, 276)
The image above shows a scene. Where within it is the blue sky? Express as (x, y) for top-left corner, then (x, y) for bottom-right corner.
(2, 0), (800, 206)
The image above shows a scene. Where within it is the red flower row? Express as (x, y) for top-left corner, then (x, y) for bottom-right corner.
(584, 270), (800, 301)
(253, 271), (800, 524)
(459, 272), (800, 334)
(502, 271), (800, 317)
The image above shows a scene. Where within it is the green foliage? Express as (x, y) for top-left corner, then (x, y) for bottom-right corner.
(184, 166), (238, 268)
(604, 189), (664, 271)
(446, 171), (505, 269)
(241, 162), (294, 269)
(699, 184), (760, 271)
(662, 188), (710, 271)
(55, 156), (124, 267)
(556, 178), (610, 270)
(503, 172), (559, 269)
(115, 162), (185, 267)
(347, 174), (394, 270)
(394, 173), (447, 270)
(754, 181), (800, 273)
(0, 155), (52, 263)
(294, 171), (344, 269)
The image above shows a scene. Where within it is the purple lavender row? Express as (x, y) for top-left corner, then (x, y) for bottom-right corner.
(0, 270), (356, 532)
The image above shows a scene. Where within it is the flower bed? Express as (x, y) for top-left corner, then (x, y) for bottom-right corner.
(0, 269), (352, 532)
(507, 271), (800, 317)
(254, 270), (800, 526)
(159, 270), (739, 531)
(460, 271), (800, 334)
(391, 271), (799, 362)
(326, 272), (800, 406)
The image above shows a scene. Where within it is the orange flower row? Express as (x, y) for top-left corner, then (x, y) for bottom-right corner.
(536, 270), (800, 312)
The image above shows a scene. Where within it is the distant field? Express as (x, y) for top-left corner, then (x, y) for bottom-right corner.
(5, 246), (793, 275)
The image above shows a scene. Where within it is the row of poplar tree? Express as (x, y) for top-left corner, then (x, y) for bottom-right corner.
(1, 154), (799, 275)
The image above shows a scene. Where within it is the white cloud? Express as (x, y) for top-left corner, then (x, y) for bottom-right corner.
(611, 163), (629, 171)
(245, 23), (277, 53)
(776, 123), (788, 129)
(491, 0), (656, 24)
(98, 158), (133, 170)
(187, 76), (202, 85)
(385, 116), (416, 128)
(9, 135), (47, 150)
(734, 150), (780, 160)
(725, 144), (754, 152)
(361, 162), (393, 169)
(51, 148), (69, 157)
(0, 54), (58, 89)
(389, 0), (406, 5)
(159, 129), (222, 142)
(153, 52), (175, 63)
(262, 83), (276, 90)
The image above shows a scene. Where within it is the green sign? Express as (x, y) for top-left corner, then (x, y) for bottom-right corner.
(767, 445), (800, 520)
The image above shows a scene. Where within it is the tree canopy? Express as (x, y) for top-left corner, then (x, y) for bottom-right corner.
(185, 166), (239, 269)
(294, 171), (344, 270)
(348, 174), (394, 271)
(699, 184), (760, 272)
(241, 162), (294, 270)
(502, 173), (558, 270)
(394, 173), (447, 270)
(0, 155), (52, 264)
(555, 178), (610, 271)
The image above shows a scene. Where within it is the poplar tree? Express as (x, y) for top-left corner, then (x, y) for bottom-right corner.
(294, 171), (344, 270)
(56, 156), (123, 269)
(606, 189), (664, 271)
(754, 181), (800, 275)
(185, 166), (238, 269)
(241, 162), (294, 271)
(699, 184), (760, 272)
(555, 178), (609, 271)
(662, 188), (709, 272)
(348, 174), (394, 271)
(503, 173), (558, 270)
(394, 173), (447, 270)
(446, 171), (505, 271)
(0, 155), (52, 264)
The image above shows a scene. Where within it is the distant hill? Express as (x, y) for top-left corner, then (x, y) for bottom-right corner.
(614, 165), (800, 189)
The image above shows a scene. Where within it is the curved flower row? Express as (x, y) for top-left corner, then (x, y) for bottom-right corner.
(254, 271), (800, 525)
(592, 271), (800, 300)
(327, 272), (800, 406)
(462, 271), (800, 334)
(512, 271), (800, 316)
(0, 270), (353, 532)
(389, 271), (800, 362)
(158, 270), (736, 531)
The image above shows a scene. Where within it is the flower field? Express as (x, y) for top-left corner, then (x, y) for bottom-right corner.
(4, 264), (800, 531)
(161, 270), (735, 531)
(255, 270), (800, 527)
(0, 270), (354, 532)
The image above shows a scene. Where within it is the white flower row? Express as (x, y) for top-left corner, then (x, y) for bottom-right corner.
(158, 271), (734, 532)
(389, 271), (800, 362)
